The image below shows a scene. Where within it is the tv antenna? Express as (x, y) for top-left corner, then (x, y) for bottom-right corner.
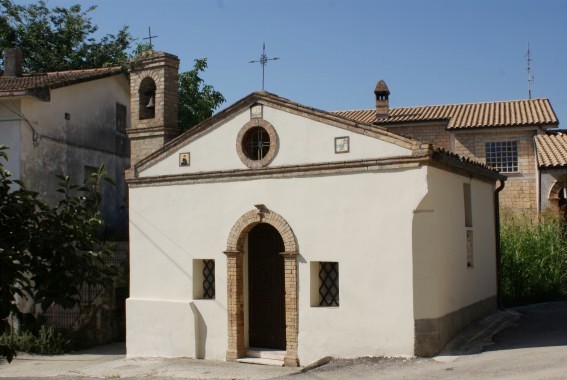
(526, 43), (534, 99)
(249, 43), (280, 91)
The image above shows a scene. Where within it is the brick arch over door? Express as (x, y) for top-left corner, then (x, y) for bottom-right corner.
(226, 209), (298, 253)
(548, 179), (566, 208)
(224, 208), (299, 366)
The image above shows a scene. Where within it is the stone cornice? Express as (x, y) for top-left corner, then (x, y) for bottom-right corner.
(126, 150), (503, 188)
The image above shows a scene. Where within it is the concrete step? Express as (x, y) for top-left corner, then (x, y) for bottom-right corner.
(246, 348), (286, 361)
(236, 357), (284, 366)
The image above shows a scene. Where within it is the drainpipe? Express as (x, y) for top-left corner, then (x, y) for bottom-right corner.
(494, 178), (506, 310)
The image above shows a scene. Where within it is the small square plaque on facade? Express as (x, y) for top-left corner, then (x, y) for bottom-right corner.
(250, 104), (263, 119)
(179, 152), (190, 166)
(335, 136), (350, 153)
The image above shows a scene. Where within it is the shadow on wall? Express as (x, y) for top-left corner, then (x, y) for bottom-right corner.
(190, 302), (207, 359)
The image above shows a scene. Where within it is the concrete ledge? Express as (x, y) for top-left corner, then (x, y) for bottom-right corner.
(414, 295), (497, 356)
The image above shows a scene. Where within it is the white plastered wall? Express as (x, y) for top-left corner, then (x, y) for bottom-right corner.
(140, 105), (411, 177)
(0, 98), (22, 179)
(412, 166), (497, 320)
(17, 76), (130, 229)
(127, 166), (428, 362)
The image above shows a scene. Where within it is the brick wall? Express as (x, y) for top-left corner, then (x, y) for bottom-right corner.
(386, 123), (451, 150)
(454, 130), (538, 214)
(127, 52), (180, 167)
(385, 122), (539, 214)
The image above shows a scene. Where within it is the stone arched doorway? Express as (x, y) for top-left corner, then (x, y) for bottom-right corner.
(224, 207), (299, 366)
(549, 180), (567, 209)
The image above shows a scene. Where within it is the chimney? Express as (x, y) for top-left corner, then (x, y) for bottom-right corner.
(374, 79), (390, 120)
(3, 48), (23, 77)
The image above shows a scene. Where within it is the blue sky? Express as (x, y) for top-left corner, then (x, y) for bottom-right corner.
(22, 0), (567, 125)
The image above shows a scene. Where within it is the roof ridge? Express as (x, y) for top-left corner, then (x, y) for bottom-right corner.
(332, 98), (551, 113)
(46, 66), (123, 75)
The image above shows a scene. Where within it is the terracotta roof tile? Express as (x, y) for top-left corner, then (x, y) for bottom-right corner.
(0, 66), (125, 95)
(535, 133), (567, 168)
(333, 99), (558, 129)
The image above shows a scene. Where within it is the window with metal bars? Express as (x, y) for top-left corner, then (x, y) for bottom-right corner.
(485, 141), (518, 173)
(243, 126), (270, 160)
(319, 262), (339, 306)
(202, 259), (215, 299)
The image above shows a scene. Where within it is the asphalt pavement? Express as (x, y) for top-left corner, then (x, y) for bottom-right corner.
(1, 301), (566, 379)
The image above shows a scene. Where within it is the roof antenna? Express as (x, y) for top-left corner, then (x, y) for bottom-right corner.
(526, 43), (534, 99)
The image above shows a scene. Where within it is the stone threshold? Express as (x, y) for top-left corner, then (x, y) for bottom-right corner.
(236, 347), (286, 366)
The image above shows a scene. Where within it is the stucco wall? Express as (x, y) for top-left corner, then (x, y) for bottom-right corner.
(412, 167), (497, 354)
(0, 98), (22, 179)
(19, 75), (130, 232)
(127, 167), (428, 362)
(140, 105), (412, 177)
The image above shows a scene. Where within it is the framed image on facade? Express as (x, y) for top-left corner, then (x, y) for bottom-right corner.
(179, 152), (190, 166)
(335, 136), (350, 153)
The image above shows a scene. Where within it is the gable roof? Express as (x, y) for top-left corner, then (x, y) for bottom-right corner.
(535, 133), (567, 168)
(132, 91), (421, 174)
(0, 66), (125, 99)
(129, 91), (504, 185)
(333, 98), (558, 130)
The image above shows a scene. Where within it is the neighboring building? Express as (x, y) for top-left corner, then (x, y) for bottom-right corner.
(334, 80), (559, 215)
(0, 48), (130, 234)
(0, 48), (130, 342)
(125, 52), (504, 365)
(535, 133), (567, 211)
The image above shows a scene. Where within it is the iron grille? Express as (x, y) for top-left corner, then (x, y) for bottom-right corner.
(244, 126), (270, 160)
(202, 259), (215, 299)
(485, 141), (518, 173)
(319, 262), (339, 306)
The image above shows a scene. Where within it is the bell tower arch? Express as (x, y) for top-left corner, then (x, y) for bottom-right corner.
(127, 51), (180, 168)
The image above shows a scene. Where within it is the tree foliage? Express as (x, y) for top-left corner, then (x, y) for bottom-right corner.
(0, 0), (132, 72)
(0, 146), (118, 362)
(178, 58), (226, 130)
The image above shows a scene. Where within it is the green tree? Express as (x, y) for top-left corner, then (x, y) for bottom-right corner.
(0, 146), (118, 362)
(178, 58), (225, 130)
(0, 0), (132, 72)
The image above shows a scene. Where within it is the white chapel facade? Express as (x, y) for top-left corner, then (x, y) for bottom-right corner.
(125, 52), (505, 365)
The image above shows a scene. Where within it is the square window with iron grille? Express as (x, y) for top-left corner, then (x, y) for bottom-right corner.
(193, 259), (215, 299)
(485, 141), (518, 173)
(318, 262), (339, 307)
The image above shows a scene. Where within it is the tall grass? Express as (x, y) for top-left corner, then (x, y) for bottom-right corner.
(501, 208), (567, 306)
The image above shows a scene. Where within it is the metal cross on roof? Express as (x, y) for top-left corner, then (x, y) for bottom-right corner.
(143, 27), (158, 50)
(249, 43), (280, 91)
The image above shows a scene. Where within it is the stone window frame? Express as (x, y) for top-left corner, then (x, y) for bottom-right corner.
(463, 182), (474, 268)
(236, 119), (278, 169)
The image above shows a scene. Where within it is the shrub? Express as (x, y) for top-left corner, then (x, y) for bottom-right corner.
(0, 326), (71, 356)
(501, 208), (567, 306)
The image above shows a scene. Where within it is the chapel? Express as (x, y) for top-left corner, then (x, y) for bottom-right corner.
(125, 51), (504, 366)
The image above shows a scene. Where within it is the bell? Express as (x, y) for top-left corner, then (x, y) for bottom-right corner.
(146, 96), (155, 108)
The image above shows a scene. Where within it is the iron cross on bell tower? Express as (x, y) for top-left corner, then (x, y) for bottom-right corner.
(144, 27), (158, 50)
(249, 43), (280, 91)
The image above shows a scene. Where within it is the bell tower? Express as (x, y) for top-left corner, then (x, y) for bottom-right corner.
(127, 51), (180, 168)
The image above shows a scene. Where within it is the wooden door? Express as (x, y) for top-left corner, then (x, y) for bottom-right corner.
(248, 223), (286, 349)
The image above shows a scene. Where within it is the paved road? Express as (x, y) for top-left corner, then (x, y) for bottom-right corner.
(1, 302), (566, 379)
(288, 302), (567, 380)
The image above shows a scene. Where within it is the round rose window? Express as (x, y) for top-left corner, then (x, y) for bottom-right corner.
(236, 119), (278, 168)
